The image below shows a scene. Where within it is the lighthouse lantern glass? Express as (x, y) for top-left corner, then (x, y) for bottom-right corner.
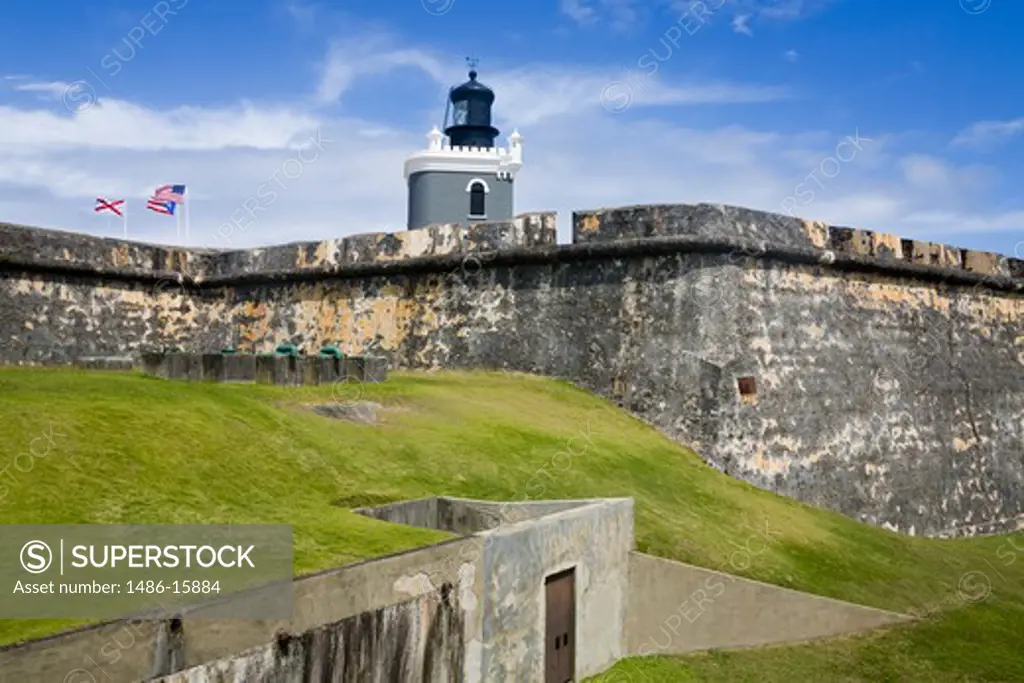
(453, 101), (469, 126)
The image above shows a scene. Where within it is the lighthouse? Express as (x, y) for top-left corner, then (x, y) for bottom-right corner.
(404, 64), (523, 230)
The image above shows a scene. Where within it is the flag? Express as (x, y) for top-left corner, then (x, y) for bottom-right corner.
(146, 198), (175, 215)
(155, 184), (186, 202)
(146, 184), (186, 215)
(94, 197), (124, 217)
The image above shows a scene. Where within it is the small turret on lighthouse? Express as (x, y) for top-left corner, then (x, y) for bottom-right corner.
(404, 62), (523, 230)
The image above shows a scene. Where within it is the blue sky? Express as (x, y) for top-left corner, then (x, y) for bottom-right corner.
(1, 0), (1022, 258)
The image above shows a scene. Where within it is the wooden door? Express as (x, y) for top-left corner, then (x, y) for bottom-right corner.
(545, 568), (576, 683)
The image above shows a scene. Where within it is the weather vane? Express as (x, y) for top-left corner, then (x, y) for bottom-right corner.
(466, 56), (479, 71)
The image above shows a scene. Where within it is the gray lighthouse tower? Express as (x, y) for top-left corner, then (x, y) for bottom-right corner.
(404, 66), (523, 230)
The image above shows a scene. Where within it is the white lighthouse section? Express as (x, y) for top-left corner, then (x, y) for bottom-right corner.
(404, 127), (524, 230)
(403, 127), (524, 181)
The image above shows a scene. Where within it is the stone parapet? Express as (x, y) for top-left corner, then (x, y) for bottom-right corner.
(2, 205), (1018, 285)
(572, 203), (1023, 282)
(0, 212), (557, 283)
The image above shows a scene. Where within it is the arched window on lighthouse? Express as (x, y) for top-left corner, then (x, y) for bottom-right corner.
(467, 178), (489, 219)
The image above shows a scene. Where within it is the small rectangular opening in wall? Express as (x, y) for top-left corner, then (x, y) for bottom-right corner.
(901, 239), (915, 262)
(737, 376), (757, 404)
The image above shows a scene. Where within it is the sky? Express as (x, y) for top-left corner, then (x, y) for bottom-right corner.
(1, 0), (1023, 257)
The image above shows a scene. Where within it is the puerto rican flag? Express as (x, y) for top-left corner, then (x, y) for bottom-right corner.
(146, 184), (186, 215)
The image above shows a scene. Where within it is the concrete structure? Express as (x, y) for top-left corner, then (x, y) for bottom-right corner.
(624, 552), (908, 659)
(153, 590), (465, 682)
(355, 496), (635, 681)
(138, 351), (388, 385)
(0, 497), (911, 682)
(404, 69), (523, 230)
(73, 356), (135, 371)
(1, 203), (1023, 536)
(0, 535), (476, 683)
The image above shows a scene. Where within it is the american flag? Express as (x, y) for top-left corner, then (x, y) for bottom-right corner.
(146, 184), (186, 215)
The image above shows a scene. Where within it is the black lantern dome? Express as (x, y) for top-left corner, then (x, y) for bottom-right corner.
(444, 69), (500, 149)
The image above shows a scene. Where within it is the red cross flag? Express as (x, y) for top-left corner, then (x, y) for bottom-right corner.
(94, 197), (128, 239)
(94, 197), (124, 217)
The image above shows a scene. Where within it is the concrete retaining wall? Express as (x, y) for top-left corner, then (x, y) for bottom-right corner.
(149, 587), (465, 683)
(623, 552), (911, 658)
(0, 538), (476, 683)
(0, 497), (635, 683)
(355, 496), (592, 536)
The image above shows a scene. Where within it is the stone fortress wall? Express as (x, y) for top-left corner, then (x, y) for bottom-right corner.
(1, 203), (1022, 537)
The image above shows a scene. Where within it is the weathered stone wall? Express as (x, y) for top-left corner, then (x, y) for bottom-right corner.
(2, 204), (1021, 536)
(0, 212), (557, 362)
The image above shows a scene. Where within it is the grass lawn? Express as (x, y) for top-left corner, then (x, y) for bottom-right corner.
(1, 367), (1023, 681)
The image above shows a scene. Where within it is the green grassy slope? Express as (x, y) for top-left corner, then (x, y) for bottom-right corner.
(1, 367), (1023, 681)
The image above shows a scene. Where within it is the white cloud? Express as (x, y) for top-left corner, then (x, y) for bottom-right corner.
(728, 0), (834, 21)
(798, 193), (907, 228)
(559, 0), (641, 30)
(668, 0), (834, 23)
(492, 68), (788, 127)
(602, 0), (642, 29)
(0, 157), (126, 198)
(11, 80), (72, 97)
(899, 154), (993, 198)
(900, 209), (1024, 236)
(283, 0), (317, 28)
(560, 0), (597, 24)
(951, 118), (1024, 149)
(562, 0), (836, 38)
(731, 14), (753, 36)
(900, 154), (952, 189)
(316, 32), (449, 104)
(0, 99), (320, 152)
(784, 49), (800, 62)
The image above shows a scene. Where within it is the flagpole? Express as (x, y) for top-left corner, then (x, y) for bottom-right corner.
(123, 200), (128, 240)
(184, 191), (190, 244)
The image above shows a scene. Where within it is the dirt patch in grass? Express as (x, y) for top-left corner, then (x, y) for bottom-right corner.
(311, 401), (385, 424)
